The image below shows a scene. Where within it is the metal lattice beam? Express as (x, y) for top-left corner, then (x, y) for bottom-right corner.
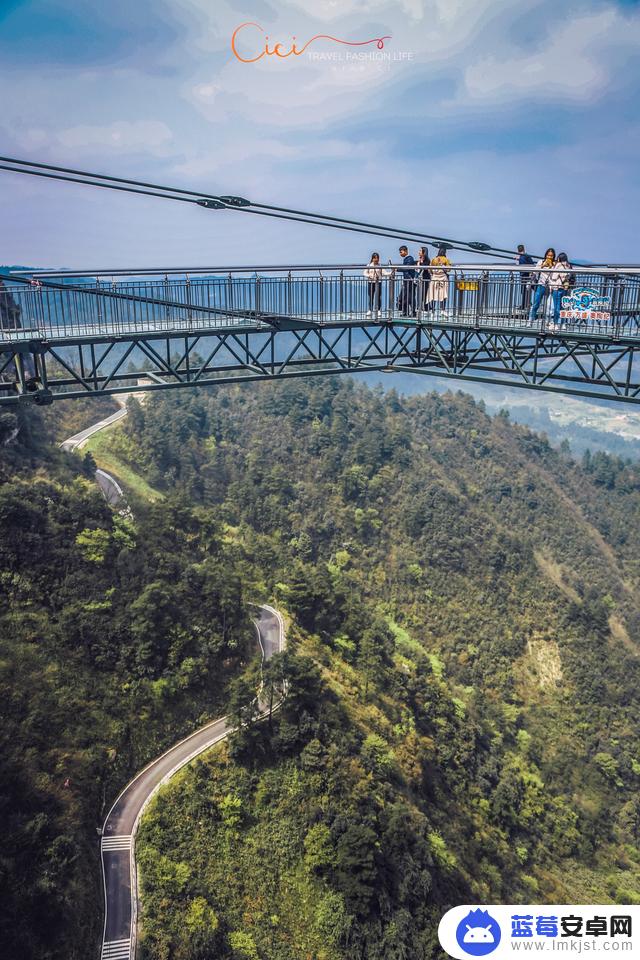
(3, 264), (640, 405)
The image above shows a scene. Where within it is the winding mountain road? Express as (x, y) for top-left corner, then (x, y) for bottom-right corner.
(60, 409), (286, 960)
(60, 406), (128, 453)
(100, 605), (285, 960)
(60, 405), (127, 505)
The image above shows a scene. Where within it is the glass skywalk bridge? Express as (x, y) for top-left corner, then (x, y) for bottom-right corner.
(1, 264), (640, 406)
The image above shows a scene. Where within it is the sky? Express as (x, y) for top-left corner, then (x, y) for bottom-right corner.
(1, 0), (639, 270)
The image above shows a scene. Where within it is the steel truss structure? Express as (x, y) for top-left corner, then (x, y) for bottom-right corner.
(2, 264), (640, 406)
(2, 321), (640, 407)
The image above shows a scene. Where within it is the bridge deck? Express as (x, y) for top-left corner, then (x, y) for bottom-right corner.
(2, 265), (640, 405)
(2, 309), (638, 348)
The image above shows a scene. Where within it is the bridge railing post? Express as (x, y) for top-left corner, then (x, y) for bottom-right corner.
(185, 274), (192, 327)
(416, 269), (425, 321)
(33, 282), (45, 338)
(454, 272), (465, 321)
(95, 277), (102, 332)
(287, 271), (293, 317)
(474, 272), (486, 328)
(224, 272), (230, 316)
(110, 278), (118, 335)
(255, 274), (261, 321)
(612, 275), (623, 338)
(42, 287), (54, 339)
(633, 275), (640, 336)
(339, 270), (344, 317)
(508, 271), (516, 324)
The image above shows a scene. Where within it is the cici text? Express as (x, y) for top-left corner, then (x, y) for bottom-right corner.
(231, 22), (392, 63)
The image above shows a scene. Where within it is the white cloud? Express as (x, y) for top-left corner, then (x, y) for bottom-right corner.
(177, 0), (640, 139)
(0, 63), (179, 164)
(171, 135), (374, 181)
(461, 7), (639, 104)
(2, 0), (640, 267)
(55, 120), (174, 153)
(11, 119), (175, 162)
(282, 0), (426, 22)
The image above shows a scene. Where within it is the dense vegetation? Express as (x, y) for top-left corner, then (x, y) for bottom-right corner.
(85, 378), (640, 959)
(4, 377), (640, 960)
(379, 372), (640, 461)
(0, 405), (254, 960)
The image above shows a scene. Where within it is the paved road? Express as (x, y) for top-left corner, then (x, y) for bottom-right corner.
(62, 392), (149, 511)
(61, 404), (128, 515)
(95, 469), (124, 506)
(60, 408), (285, 960)
(60, 405), (128, 453)
(100, 604), (285, 960)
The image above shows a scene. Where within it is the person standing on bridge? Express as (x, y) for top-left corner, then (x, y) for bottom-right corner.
(516, 244), (535, 311)
(363, 252), (390, 317)
(427, 246), (452, 315)
(529, 247), (556, 324)
(398, 245), (417, 316)
(548, 252), (573, 329)
(416, 246), (431, 312)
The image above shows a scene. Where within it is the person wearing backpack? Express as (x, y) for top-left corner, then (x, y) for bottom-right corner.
(548, 253), (573, 329)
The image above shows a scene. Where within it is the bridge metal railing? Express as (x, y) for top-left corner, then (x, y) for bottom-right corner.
(2, 265), (640, 342)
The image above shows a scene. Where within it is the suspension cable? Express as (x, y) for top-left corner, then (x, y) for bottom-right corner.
(0, 154), (221, 200)
(227, 206), (515, 260)
(0, 163), (205, 205)
(0, 154), (525, 260)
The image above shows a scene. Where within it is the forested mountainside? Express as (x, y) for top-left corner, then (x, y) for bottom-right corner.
(367, 372), (640, 461)
(76, 378), (640, 960)
(0, 393), (120, 455)
(0, 404), (254, 960)
(4, 379), (640, 960)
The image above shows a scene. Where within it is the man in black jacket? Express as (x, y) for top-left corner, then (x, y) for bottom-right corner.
(516, 244), (535, 312)
(398, 245), (417, 316)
